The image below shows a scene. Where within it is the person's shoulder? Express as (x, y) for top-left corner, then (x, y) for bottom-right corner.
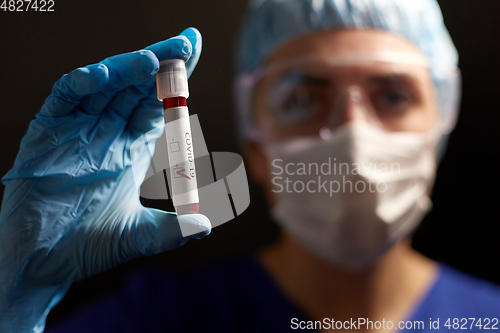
(410, 263), (500, 324)
(420, 263), (500, 317)
(437, 263), (500, 302)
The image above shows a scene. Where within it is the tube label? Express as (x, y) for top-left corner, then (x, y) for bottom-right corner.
(164, 106), (199, 207)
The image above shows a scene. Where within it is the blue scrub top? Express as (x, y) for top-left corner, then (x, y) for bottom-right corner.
(46, 256), (500, 332)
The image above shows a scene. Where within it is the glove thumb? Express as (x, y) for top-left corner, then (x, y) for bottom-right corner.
(130, 206), (211, 257)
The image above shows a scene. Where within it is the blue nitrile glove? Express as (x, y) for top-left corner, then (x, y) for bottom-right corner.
(0, 27), (210, 333)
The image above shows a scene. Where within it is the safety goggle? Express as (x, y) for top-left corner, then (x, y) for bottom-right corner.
(235, 52), (461, 142)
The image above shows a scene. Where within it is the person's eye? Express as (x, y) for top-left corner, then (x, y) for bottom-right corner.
(279, 86), (324, 124)
(282, 86), (317, 118)
(272, 84), (324, 125)
(385, 91), (409, 106)
(269, 73), (329, 126)
(377, 88), (414, 111)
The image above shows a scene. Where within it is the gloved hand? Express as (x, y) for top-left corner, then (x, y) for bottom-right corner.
(0, 27), (211, 333)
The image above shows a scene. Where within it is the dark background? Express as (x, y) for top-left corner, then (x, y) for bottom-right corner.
(0, 0), (499, 325)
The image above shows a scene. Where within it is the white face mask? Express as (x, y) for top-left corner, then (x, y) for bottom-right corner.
(265, 122), (439, 270)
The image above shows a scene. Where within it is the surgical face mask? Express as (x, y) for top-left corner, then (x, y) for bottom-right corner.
(265, 122), (439, 269)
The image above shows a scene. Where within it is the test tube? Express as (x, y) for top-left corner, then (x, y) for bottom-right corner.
(156, 59), (199, 215)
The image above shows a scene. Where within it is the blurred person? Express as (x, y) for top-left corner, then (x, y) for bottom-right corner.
(1, 1), (500, 333)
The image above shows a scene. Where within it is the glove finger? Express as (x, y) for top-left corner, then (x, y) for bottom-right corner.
(179, 27), (202, 78)
(40, 64), (109, 117)
(126, 28), (202, 134)
(103, 83), (160, 123)
(75, 50), (159, 116)
(77, 76), (156, 117)
(100, 49), (159, 93)
(127, 86), (164, 135)
(78, 91), (113, 115)
(145, 35), (192, 63)
(80, 31), (198, 116)
(134, 35), (194, 90)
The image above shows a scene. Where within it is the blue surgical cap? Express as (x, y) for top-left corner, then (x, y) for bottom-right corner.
(236, 0), (458, 75)
(235, 0), (461, 135)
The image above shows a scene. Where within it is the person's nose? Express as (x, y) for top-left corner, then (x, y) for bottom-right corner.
(320, 86), (370, 140)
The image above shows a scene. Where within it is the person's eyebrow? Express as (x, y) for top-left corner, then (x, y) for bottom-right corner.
(304, 75), (330, 86)
(368, 74), (416, 84)
(277, 72), (330, 86)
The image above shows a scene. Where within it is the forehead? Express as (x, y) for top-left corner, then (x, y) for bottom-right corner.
(265, 29), (424, 66)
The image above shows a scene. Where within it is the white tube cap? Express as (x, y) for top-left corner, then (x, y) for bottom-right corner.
(156, 59), (189, 101)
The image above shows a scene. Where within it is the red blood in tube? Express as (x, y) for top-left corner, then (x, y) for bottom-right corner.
(163, 97), (187, 109)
